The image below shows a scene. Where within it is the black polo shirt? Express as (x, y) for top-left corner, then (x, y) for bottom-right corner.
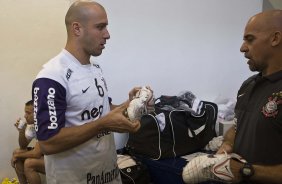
(234, 70), (282, 165)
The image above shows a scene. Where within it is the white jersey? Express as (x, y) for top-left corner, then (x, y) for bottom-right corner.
(32, 49), (121, 184)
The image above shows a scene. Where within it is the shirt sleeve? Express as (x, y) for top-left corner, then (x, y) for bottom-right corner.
(32, 78), (67, 141)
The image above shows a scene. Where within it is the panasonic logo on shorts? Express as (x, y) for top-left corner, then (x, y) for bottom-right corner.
(47, 88), (58, 129)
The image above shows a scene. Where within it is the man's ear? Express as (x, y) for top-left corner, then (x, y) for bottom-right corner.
(72, 22), (82, 36)
(271, 31), (281, 47)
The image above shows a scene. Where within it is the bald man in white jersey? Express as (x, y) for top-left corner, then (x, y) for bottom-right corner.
(32, 1), (140, 183)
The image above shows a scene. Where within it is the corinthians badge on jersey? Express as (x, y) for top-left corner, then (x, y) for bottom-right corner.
(262, 91), (282, 118)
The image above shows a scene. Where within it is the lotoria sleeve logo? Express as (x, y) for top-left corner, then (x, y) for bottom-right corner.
(47, 88), (58, 129)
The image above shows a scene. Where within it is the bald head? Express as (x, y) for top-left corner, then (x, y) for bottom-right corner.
(240, 10), (282, 75)
(64, 0), (110, 62)
(65, 0), (105, 33)
(247, 10), (282, 32)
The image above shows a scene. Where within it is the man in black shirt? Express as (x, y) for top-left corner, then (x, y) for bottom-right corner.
(217, 9), (282, 183)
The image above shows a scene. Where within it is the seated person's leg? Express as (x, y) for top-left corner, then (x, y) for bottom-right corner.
(12, 148), (28, 184)
(24, 157), (45, 184)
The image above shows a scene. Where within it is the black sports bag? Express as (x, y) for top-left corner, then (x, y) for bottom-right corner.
(117, 154), (151, 184)
(126, 97), (218, 160)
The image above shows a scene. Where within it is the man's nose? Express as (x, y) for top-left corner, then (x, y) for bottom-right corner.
(104, 28), (110, 39)
(240, 42), (247, 53)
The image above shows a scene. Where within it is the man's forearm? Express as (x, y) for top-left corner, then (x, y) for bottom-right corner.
(18, 130), (30, 149)
(217, 125), (236, 154)
(15, 150), (41, 159)
(223, 125), (236, 146)
(38, 116), (106, 155)
(110, 103), (120, 111)
(252, 164), (282, 184)
(38, 102), (138, 155)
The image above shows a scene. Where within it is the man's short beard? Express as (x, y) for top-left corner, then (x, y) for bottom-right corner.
(249, 65), (258, 72)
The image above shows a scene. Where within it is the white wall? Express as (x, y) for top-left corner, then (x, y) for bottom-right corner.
(0, 0), (261, 178)
(0, 0), (70, 179)
(96, 0), (261, 102)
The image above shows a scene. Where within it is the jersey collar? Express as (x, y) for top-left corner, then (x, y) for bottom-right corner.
(62, 49), (92, 68)
(264, 70), (282, 82)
